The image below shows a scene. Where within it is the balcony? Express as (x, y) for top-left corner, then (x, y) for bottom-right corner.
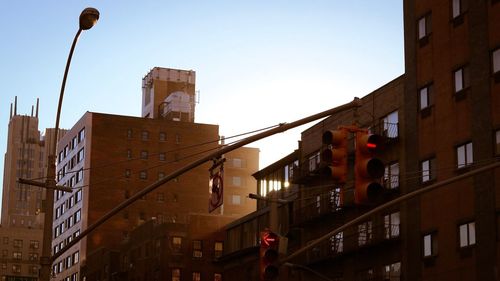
(293, 187), (343, 225)
(305, 223), (401, 265)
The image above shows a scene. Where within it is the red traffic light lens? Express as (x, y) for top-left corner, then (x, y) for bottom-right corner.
(367, 142), (377, 149)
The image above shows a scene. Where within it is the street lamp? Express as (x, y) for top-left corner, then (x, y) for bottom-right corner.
(22, 7), (99, 281)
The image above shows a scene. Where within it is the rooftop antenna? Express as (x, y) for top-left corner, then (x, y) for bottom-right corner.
(36, 98), (39, 118)
(10, 103), (13, 119)
(14, 96), (17, 116)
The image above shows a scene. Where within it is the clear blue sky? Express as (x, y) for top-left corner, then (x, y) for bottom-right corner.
(0, 1), (404, 206)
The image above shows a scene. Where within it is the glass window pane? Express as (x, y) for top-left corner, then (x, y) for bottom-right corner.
(455, 69), (463, 92)
(452, 0), (461, 18)
(466, 142), (473, 165)
(423, 235), (431, 256)
(418, 18), (426, 39)
(468, 222), (476, 245)
(459, 224), (468, 247)
(422, 160), (430, 182)
(420, 87), (428, 109)
(493, 49), (500, 73)
(457, 145), (465, 168)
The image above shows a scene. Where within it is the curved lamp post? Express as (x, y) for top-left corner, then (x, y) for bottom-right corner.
(39, 7), (99, 281)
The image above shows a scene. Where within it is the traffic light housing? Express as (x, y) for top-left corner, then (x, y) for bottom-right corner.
(260, 230), (280, 281)
(354, 131), (385, 204)
(320, 129), (348, 183)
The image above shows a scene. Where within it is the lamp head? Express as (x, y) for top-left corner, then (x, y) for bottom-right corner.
(79, 7), (100, 30)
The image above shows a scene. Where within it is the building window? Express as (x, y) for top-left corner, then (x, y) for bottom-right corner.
(385, 211), (400, 239)
(383, 111), (399, 138)
(77, 148), (85, 163)
(141, 131), (149, 141)
(12, 252), (22, 260)
(232, 176), (242, 186)
(330, 232), (343, 253)
(192, 272), (201, 281)
(214, 241), (223, 258)
(78, 128), (85, 143)
(309, 151), (320, 172)
(127, 149), (132, 159)
(232, 158), (242, 168)
(175, 134), (181, 144)
(125, 169), (131, 178)
(231, 195), (241, 205)
(192, 240), (203, 258)
(421, 158), (436, 183)
(459, 221), (476, 247)
(12, 264), (21, 273)
(493, 48), (500, 82)
(157, 192), (165, 202)
(454, 65), (470, 94)
(158, 172), (165, 180)
(457, 142), (473, 169)
(172, 268), (181, 281)
(423, 232), (438, 257)
(452, 0), (466, 20)
(13, 239), (22, 248)
(159, 132), (166, 141)
(384, 162), (400, 189)
(172, 237), (182, 251)
(127, 129), (133, 139)
(140, 170), (147, 179)
(418, 13), (432, 42)
(159, 152), (166, 161)
(30, 240), (39, 249)
(214, 273), (222, 281)
(383, 262), (401, 281)
(496, 130), (500, 155)
(419, 83), (434, 110)
(358, 221), (373, 246)
(74, 209), (81, 223)
(28, 253), (38, 261)
(140, 150), (148, 159)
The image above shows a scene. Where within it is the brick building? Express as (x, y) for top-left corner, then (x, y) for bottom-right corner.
(218, 0), (500, 280)
(50, 67), (259, 281)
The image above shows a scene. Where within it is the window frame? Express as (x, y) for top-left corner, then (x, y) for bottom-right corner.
(421, 157), (436, 184)
(423, 231), (438, 258)
(459, 221), (476, 248)
(417, 12), (432, 45)
(456, 141), (473, 169)
(453, 65), (470, 97)
(418, 83), (434, 112)
(192, 240), (203, 258)
(493, 47), (500, 82)
(384, 211), (400, 239)
(495, 129), (500, 155)
(384, 161), (400, 189)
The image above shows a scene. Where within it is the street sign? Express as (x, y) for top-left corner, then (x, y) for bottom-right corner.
(209, 159), (224, 212)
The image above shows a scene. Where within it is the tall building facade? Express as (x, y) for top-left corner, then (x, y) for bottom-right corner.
(0, 98), (58, 280)
(2, 98), (47, 228)
(49, 68), (259, 281)
(218, 0), (500, 280)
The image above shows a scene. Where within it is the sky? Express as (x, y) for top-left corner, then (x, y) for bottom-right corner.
(0, 1), (404, 206)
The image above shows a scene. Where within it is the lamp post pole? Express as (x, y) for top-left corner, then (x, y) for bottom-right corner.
(37, 8), (99, 281)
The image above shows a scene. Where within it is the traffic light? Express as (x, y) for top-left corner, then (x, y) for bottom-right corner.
(260, 230), (280, 281)
(354, 131), (385, 204)
(320, 129), (348, 183)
